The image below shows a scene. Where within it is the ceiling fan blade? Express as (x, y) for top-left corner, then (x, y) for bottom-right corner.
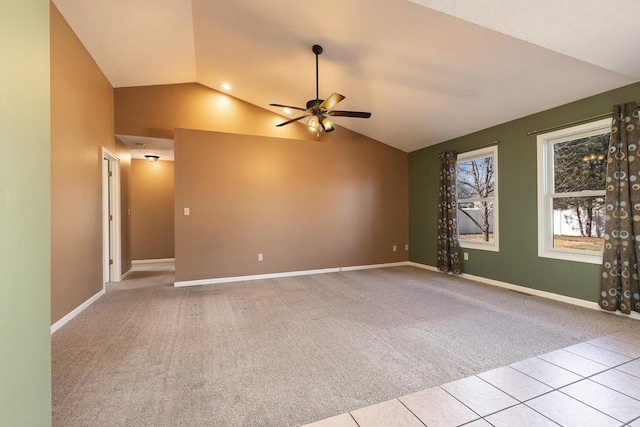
(276, 115), (310, 127)
(269, 103), (307, 112)
(319, 93), (345, 111)
(328, 110), (372, 118)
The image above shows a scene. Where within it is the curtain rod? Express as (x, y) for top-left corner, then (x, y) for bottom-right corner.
(527, 112), (612, 136)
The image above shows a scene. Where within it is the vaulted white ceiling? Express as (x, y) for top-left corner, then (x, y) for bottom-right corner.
(53, 0), (639, 152)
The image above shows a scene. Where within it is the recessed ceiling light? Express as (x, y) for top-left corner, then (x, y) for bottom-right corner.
(221, 82), (232, 91)
(283, 108), (291, 114)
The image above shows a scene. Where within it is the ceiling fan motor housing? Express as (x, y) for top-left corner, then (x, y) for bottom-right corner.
(306, 99), (323, 110)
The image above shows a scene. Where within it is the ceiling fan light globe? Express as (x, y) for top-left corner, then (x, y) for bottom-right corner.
(308, 115), (319, 129)
(322, 118), (334, 132)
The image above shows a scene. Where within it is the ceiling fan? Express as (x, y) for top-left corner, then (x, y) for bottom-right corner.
(270, 44), (371, 135)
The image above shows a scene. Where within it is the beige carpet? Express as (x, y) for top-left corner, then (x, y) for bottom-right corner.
(52, 265), (639, 426)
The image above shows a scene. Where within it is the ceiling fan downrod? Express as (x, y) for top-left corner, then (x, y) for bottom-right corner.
(312, 44), (322, 101)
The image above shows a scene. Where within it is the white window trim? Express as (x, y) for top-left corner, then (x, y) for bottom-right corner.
(457, 146), (499, 252)
(536, 118), (611, 264)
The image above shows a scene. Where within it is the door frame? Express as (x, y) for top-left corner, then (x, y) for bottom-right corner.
(102, 147), (122, 285)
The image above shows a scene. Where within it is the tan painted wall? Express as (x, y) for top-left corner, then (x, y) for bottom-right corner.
(116, 138), (132, 273)
(51, 4), (131, 323)
(131, 159), (175, 260)
(174, 128), (408, 282)
(115, 83), (334, 142)
(115, 83), (408, 282)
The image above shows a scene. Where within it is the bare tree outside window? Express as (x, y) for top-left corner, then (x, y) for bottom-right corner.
(457, 153), (495, 244)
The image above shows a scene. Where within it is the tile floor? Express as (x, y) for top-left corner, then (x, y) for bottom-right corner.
(302, 328), (640, 427)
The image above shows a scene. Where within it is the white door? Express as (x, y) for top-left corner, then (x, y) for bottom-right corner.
(102, 148), (122, 285)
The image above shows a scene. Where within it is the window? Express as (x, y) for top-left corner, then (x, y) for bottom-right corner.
(456, 146), (498, 251)
(537, 118), (611, 264)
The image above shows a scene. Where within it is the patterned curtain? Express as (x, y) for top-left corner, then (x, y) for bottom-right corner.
(600, 102), (640, 314)
(437, 152), (462, 274)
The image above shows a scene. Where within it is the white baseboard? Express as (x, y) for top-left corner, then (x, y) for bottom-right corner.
(407, 262), (439, 273)
(132, 258), (175, 265)
(51, 289), (104, 335)
(341, 262), (408, 272)
(174, 261), (409, 288)
(408, 262), (640, 320)
(120, 268), (133, 280)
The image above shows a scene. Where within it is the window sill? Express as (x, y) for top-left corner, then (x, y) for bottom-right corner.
(459, 240), (499, 252)
(538, 249), (602, 265)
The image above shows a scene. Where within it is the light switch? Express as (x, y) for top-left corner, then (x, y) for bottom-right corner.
(184, 207), (190, 216)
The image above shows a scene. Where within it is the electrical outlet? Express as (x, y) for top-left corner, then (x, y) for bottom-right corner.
(405, 244), (409, 251)
(393, 245), (397, 252)
(184, 207), (190, 216)
(258, 253), (263, 261)
(464, 252), (469, 261)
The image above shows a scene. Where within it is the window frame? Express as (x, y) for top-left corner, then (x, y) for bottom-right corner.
(536, 118), (611, 264)
(456, 146), (499, 252)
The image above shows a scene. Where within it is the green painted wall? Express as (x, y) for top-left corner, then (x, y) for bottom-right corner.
(410, 82), (640, 302)
(0, 1), (51, 425)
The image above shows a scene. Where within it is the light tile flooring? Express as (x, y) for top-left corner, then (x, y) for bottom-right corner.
(303, 328), (640, 427)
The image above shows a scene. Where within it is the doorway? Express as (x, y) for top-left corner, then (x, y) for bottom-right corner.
(102, 148), (122, 285)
